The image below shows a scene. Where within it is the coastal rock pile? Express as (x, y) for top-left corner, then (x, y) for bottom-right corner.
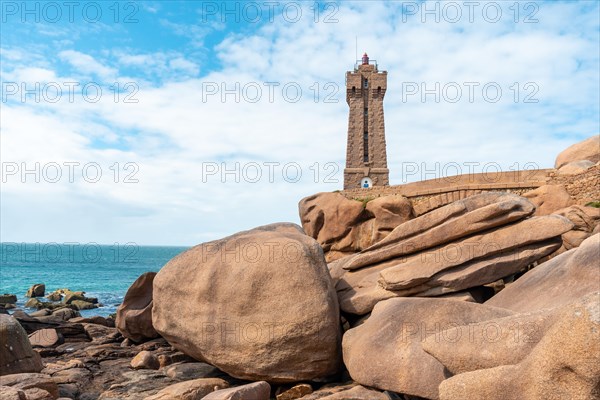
(551, 204), (600, 255)
(485, 234), (600, 312)
(437, 292), (600, 400)
(340, 233), (599, 399)
(21, 288), (101, 312)
(329, 192), (572, 315)
(342, 298), (514, 398)
(7, 228), (599, 400)
(299, 192), (413, 261)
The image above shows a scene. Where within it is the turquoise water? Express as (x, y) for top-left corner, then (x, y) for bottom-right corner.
(0, 243), (189, 317)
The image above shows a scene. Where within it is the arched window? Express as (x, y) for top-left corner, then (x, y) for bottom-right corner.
(361, 177), (373, 188)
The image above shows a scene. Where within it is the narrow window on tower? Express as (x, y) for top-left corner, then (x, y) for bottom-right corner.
(364, 79), (368, 88)
(363, 131), (369, 162)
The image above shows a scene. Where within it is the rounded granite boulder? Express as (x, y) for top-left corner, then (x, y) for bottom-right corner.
(152, 223), (342, 383)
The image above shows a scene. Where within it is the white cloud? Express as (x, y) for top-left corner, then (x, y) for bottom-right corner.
(168, 57), (199, 76)
(4, 67), (57, 84)
(159, 19), (220, 48)
(2, 1), (598, 245)
(58, 50), (118, 80)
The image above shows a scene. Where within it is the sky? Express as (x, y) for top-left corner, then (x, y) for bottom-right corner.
(1, 0), (599, 246)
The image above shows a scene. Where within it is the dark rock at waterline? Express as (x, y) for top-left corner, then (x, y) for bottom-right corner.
(25, 284), (46, 298)
(63, 291), (98, 305)
(0, 294), (17, 304)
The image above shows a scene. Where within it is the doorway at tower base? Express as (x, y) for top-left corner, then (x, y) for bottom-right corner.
(343, 167), (389, 190)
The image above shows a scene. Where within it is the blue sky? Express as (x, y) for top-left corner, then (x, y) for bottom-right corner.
(1, 1), (599, 245)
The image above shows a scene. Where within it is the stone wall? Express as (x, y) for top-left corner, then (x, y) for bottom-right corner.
(340, 165), (599, 216)
(342, 168), (554, 215)
(546, 164), (599, 204)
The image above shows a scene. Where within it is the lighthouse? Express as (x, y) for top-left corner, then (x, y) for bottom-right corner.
(343, 53), (389, 190)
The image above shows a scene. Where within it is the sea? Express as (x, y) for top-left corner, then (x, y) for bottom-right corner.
(0, 243), (189, 317)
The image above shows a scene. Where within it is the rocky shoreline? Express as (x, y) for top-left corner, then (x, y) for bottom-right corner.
(1, 136), (599, 400)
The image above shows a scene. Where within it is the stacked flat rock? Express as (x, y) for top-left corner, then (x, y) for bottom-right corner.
(299, 192), (414, 261)
(330, 192), (574, 315)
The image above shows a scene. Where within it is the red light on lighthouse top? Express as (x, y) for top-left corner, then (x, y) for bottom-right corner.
(362, 53), (369, 65)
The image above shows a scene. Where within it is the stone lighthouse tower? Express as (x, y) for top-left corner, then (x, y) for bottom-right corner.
(344, 53), (389, 190)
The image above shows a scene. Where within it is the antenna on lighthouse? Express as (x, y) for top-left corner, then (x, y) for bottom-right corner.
(355, 36), (358, 62)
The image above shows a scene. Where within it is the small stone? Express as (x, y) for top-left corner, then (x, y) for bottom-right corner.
(51, 368), (92, 385)
(318, 385), (390, 399)
(24, 298), (44, 309)
(62, 292), (85, 304)
(83, 324), (120, 343)
(25, 284), (45, 298)
(0, 294), (17, 304)
(276, 383), (313, 400)
(203, 381), (271, 400)
(19, 388), (53, 400)
(0, 385), (26, 400)
(50, 308), (80, 321)
(145, 378), (229, 400)
(69, 300), (98, 311)
(28, 329), (64, 348)
(156, 352), (195, 368)
(163, 362), (219, 381)
(70, 316), (113, 327)
(28, 310), (52, 318)
(0, 373), (58, 399)
(45, 292), (62, 302)
(130, 351), (160, 370)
